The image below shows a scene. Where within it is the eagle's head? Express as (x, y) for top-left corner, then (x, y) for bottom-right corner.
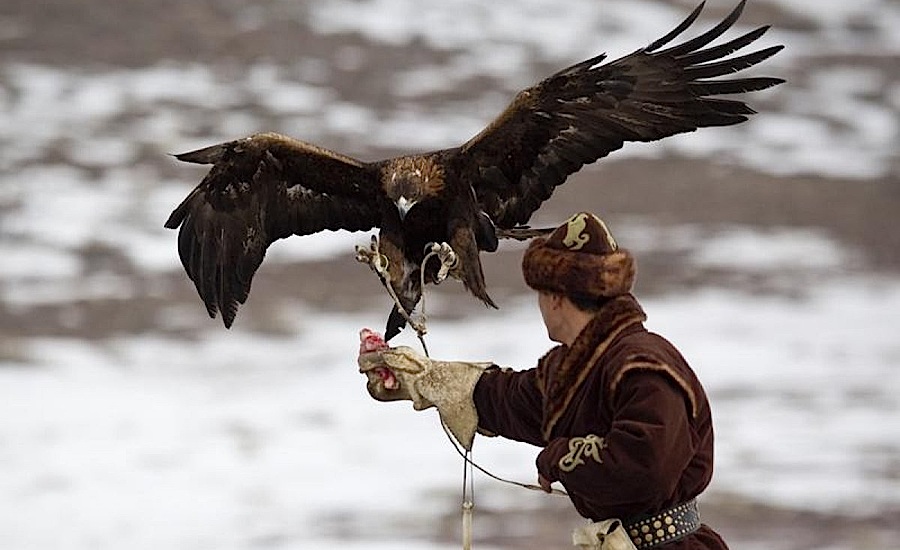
(388, 174), (422, 221)
(384, 157), (445, 221)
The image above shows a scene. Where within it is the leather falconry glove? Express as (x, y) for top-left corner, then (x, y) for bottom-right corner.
(358, 329), (490, 450)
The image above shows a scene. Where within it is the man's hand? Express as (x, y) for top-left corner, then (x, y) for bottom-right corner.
(359, 328), (435, 402)
(538, 473), (554, 493)
(359, 350), (415, 401)
(535, 437), (568, 492)
(355, 328), (491, 450)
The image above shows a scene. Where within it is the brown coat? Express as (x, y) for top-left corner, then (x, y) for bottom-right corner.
(473, 295), (727, 549)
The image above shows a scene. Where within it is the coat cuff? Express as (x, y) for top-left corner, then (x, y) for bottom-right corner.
(535, 437), (569, 482)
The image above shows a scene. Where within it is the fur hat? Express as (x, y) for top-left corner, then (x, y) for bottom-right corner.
(522, 212), (635, 298)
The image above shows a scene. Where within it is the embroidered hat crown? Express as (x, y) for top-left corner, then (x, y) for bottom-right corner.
(522, 212), (635, 298)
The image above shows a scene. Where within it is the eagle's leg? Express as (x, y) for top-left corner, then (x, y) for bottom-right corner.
(496, 226), (555, 241)
(424, 242), (459, 284)
(355, 235), (428, 338)
(355, 235), (390, 274)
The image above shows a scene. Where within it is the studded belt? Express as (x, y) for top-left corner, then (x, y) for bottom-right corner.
(624, 499), (700, 549)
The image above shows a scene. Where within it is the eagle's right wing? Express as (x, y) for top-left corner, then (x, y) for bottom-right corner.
(165, 132), (381, 327)
(459, 0), (783, 229)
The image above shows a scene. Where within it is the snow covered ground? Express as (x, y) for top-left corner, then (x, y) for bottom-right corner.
(0, 0), (898, 548)
(1, 228), (898, 550)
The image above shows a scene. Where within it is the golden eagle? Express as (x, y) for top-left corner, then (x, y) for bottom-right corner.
(165, 0), (783, 339)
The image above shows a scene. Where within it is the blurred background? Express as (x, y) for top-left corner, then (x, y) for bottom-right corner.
(0, 0), (898, 548)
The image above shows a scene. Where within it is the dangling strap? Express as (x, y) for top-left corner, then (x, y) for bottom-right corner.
(440, 420), (568, 496)
(462, 449), (474, 550)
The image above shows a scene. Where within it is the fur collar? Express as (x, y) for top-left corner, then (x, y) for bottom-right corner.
(538, 294), (647, 440)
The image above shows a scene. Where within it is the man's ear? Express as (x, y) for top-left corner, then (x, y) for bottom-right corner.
(550, 293), (567, 310)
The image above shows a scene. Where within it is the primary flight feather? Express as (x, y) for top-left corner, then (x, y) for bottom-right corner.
(165, 0), (783, 339)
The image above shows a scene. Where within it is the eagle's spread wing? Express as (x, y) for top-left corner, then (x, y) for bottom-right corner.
(165, 132), (380, 327)
(460, 0), (783, 228)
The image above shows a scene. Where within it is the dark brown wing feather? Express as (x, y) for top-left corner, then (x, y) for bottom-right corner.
(165, 132), (381, 327)
(460, 0), (784, 228)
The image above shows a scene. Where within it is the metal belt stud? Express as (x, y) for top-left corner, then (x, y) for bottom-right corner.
(626, 499), (700, 549)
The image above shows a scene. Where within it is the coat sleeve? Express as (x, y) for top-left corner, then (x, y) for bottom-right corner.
(473, 366), (546, 447)
(536, 371), (695, 508)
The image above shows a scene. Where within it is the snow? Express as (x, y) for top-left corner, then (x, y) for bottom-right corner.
(1, 262), (899, 548)
(687, 227), (850, 271)
(647, 280), (900, 514)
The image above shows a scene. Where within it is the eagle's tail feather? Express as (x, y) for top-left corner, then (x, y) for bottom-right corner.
(496, 226), (555, 241)
(173, 143), (231, 165)
(384, 305), (408, 342)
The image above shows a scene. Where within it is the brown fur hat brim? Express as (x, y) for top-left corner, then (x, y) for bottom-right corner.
(522, 237), (636, 298)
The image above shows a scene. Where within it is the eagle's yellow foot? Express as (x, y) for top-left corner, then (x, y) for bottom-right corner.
(356, 237), (427, 337)
(425, 242), (458, 284)
(355, 235), (389, 277)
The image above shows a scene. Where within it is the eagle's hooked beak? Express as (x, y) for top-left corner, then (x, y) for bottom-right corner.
(395, 196), (416, 221)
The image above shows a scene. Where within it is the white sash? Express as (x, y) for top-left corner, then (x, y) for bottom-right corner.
(572, 519), (639, 550)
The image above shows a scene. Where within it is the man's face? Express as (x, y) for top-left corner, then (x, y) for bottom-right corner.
(538, 291), (564, 343)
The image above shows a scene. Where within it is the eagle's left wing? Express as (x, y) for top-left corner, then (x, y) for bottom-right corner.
(459, 0), (783, 228)
(165, 133), (381, 327)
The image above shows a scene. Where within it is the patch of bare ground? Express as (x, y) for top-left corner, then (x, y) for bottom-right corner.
(1, 158), (896, 341)
(549, 160), (900, 270)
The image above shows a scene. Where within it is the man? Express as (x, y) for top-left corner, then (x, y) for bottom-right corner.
(358, 212), (728, 549)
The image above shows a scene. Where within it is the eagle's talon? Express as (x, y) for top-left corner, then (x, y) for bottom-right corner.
(425, 241), (458, 284)
(355, 236), (390, 277)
